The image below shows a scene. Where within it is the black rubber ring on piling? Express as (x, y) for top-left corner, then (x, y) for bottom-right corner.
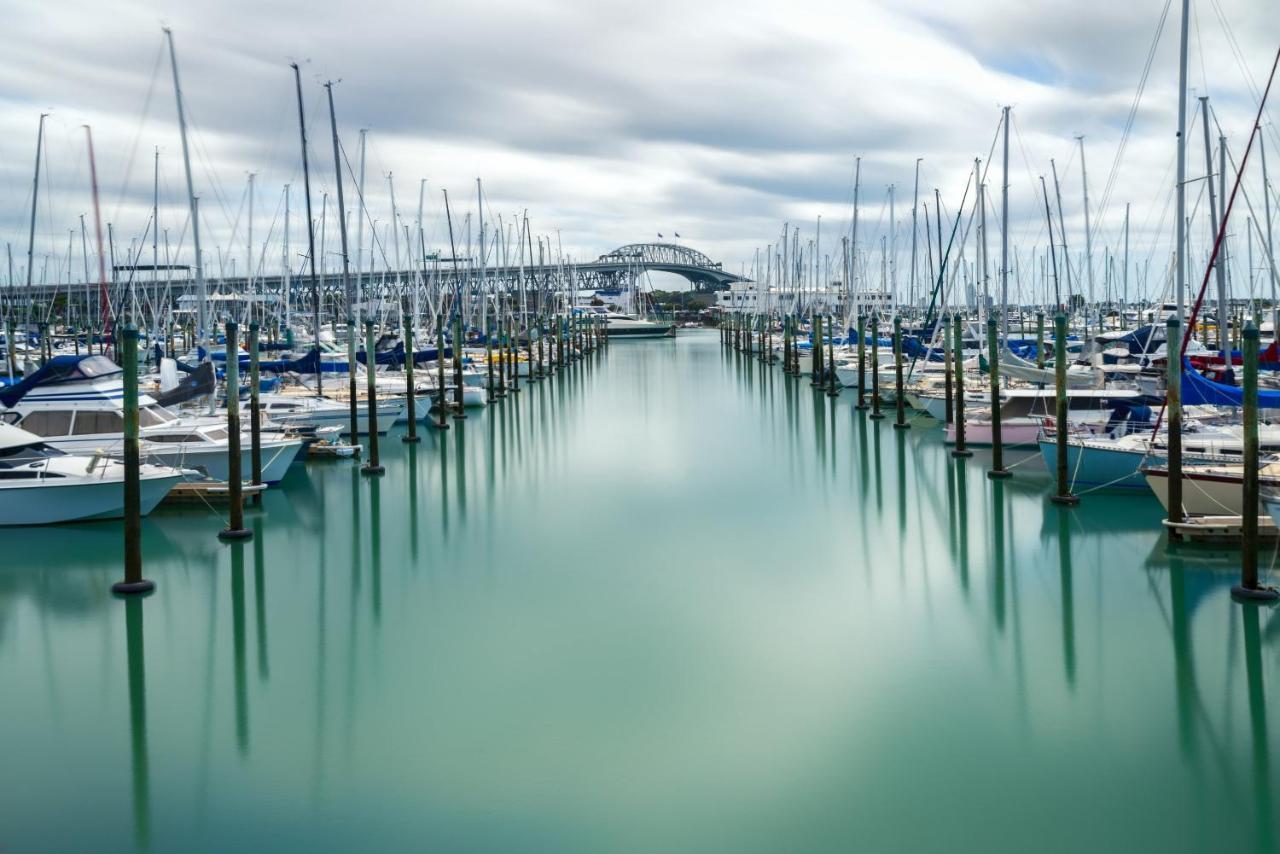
(1231, 585), (1280, 602)
(1048, 493), (1079, 505)
(402, 435), (422, 444)
(869, 413), (886, 420)
(218, 528), (254, 541)
(951, 449), (974, 458)
(893, 422), (911, 430)
(112, 580), (156, 596)
(987, 469), (1012, 480)
(361, 465), (386, 476)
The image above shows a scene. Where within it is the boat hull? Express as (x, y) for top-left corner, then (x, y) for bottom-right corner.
(0, 469), (180, 525)
(1143, 468), (1273, 516)
(1038, 439), (1154, 492)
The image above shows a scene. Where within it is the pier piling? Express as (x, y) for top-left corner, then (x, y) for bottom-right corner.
(112, 325), (154, 594)
(362, 319), (385, 475)
(1166, 316), (1183, 527)
(869, 316), (884, 420)
(219, 321), (252, 540)
(1233, 322), (1278, 601)
(248, 322), (263, 503)
(893, 315), (909, 429)
(1049, 313), (1078, 505)
(951, 314), (972, 458)
(403, 315), (420, 444)
(987, 317), (1010, 478)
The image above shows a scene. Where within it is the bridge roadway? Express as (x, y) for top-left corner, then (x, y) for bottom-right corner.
(13, 242), (745, 305)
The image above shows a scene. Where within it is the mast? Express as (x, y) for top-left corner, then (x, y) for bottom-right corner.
(153, 147), (160, 332)
(283, 184), (291, 331)
(291, 62), (323, 396)
(1174, 0), (1189, 321)
(163, 29), (208, 354)
(977, 158), (989, 328)
(1041, 176), (1062, 308)
(911, 158), (921, 311)
(851, 158), (861, 304)
(246, 171), (255, 322)
(1123, 203), (1130, 318)
(25, 114), (46, 354)
(1219, 132), (1230, 353)
(324, 81), (354, 403)
(1261, 134), (1276, 334)
(355, 128), (367, 324)
(888, 183), (896, 310)
(84, 125), (109, 347)
(477, 178), (487, 335)
(1050, 159), (1073, 309)
(1001, 106), (1010, 336)
(1199, 97), (1226, 353)
(1077, 135), (1095, 308)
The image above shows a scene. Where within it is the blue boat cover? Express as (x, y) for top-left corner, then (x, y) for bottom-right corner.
(1180, 359), (1280, 407)
(0, 354), (120, 408)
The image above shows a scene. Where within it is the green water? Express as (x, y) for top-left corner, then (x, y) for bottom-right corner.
(2, 330), (1276, 853)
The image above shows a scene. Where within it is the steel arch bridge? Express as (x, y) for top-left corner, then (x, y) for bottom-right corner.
(12, 243), (744, 312)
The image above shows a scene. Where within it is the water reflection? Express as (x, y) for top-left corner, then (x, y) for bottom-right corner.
(4, 332), (1279, 851)
(230, 542), (248, 755)
(370, 475), (383, 623)
(1242, 603), (1274, 853)
(956, 461), (970, 594)
(123, 595), (151, 852)
(253, 517), (269, 682)
(1055, 507), (1076, 689)
(990, 478), (1005, 632)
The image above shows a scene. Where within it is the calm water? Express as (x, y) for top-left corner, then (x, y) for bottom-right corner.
(2, 330), (1277, 853)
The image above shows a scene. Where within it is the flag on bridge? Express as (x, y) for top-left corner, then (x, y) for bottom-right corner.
(674, 232), (681, 238)
(657, 233), (664, 238)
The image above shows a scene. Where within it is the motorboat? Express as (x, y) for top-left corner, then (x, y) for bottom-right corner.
(0, 422), (181, 524)
(0, 355), (304, 484)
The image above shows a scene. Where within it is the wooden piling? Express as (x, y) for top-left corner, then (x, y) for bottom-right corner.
(951, 313), (972, 458)
(1165, 316), (1182, 525)
(869, 316), (884, 420)
(855, 315), (867, 409)
(248, 322), (263, 503)
(1233, 323), (1278, 600)
(987, 317), (1010, 478)
(112, 325), (154, 594)
(811, 314), (822, 386)
(452, 316), (467, 418)
(435, 321), (451, 428)
(403, 315), (420, 444)
(362, 319), (385, 474)
(1049, 312), (1077, 505)
(219, 321), (252, 539)
(893, 315), (909, 429)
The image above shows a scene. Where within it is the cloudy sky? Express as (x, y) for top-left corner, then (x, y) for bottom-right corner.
(0, 0), (1275, 303)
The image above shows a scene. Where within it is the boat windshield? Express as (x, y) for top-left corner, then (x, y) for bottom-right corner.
(140, 405), (178, 426)
(0, 441), (66, 465)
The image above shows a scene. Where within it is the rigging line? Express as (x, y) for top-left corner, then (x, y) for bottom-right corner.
(1205, 0), (1270, 116)
(1151, 43), (1280, 438)
(336, 136), (395, 271)
(110, 37), (166, 223)
(1090, 0), (1173, 249)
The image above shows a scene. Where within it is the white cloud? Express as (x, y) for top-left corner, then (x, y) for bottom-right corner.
(0, 0), (1275, 303)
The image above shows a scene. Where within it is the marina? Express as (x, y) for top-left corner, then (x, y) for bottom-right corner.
(3, 331), (1278, 852)
(2, 0), (1280, 850)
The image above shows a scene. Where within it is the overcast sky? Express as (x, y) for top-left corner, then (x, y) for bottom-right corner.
(0, 0), (1275, 302)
